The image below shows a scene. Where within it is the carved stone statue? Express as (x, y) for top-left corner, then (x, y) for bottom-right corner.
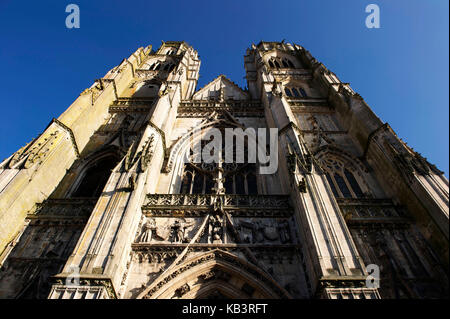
(139, 217), (157, 242)
(278, 220), (291, 244)
(208, 214), (223, 244)
(263, 222), (278, 241)
(170, 219), (194, 243)
(253, 221), (265, 243)
(171, 219), (184, 243)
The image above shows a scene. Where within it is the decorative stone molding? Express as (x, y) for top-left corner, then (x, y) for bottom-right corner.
(6, 118), (79, 170)
(51, 277), (117, 299)
(148, 120), (169, 163)
(27, 198), (97, 222)
(51, 118), (80, 158)
(143, 194), (291, 211)
(336, 198), (410, 227)
(140, 249), (291, 299)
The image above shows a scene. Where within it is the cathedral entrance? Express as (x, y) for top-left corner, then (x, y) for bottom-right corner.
(137, 250), (290, 299)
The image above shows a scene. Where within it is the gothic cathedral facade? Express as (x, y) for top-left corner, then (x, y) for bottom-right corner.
(0, 41), (448, 299)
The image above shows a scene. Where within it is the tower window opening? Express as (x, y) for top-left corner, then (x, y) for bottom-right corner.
(179, 136), (258, 195)
(291, 88), (301, 97)
(71, 155), (119, 198)
(285, 88), (293, 97)
(321, 157), (367, 199)
(299, 88), (307, 97)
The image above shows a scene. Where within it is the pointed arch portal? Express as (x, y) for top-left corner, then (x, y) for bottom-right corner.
(137, 250), (291, 299)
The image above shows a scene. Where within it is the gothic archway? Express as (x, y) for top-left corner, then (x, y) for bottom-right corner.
(66, 147), (122, 198)
(137, 249), (291, 299)
(165, 112), (269, 195)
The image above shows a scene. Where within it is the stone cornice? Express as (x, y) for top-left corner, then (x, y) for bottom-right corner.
(52, 275), (117, 299)
(50, 118), (80, 158)
(148, 120), (168, 162)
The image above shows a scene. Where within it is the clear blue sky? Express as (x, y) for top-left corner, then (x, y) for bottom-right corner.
(0, 0), (448, 176)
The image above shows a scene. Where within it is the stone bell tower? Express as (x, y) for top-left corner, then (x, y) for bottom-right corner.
(0, 41), (447, 299)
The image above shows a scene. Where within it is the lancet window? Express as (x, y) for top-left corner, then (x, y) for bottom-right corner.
(179, 132), (258, 195)
(321, 157), (365, 199)
(268, 57), (295, 69)
(284, 87), (307, 98)
(71, 155), (119, 198)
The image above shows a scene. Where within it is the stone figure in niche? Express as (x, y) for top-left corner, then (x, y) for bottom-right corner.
(238, 220), (253, 243)
(171, 219), (184, 243)
(271, 80), (282, 97)
(208, 214), (223, 244)
(278, 220), (291, 243)
(170, 219), (194, 243)
(238, 220), (269, 243)
(128, 173), (137, 190)
(253, 221), (265, 243)
(175, 283), (190, 297)
(139, 217), (157, 242)
(262, 222), (278, 241)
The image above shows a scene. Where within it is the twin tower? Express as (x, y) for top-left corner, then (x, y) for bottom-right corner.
(0, 41), (448, 299)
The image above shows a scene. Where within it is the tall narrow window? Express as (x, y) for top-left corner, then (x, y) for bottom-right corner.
(246, 172), (257, 194)
(235, 174), (245, 194)
(179, 134), (258, 195)
(180, 164), (214, 194)
(268, 60), (275, 68)
(321, 157), (367, 199)
(299, 88), (307, 97)
(344, 169), (364, 197)
(291, 88), (301, 97)
(285, 88), (293, 97)
(326, 173), (339, 198)
(71, 155), (119, 198)
(180, 169), (193, 194)
(282, 59), (289, 68)
(334, 173), (352, 198)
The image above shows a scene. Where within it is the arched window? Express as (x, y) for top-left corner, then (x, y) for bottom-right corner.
(299, 88), (307, 97)
(282, 59), (289, 68)
(179, 132), (258, 195)
(321, 157), (366, 199)
(284, 87), (307, 98)
(179, 164), (215, 194)
(153, 62), (161, 71)
(274, 59), (281, 68)
(287, 60), (295, 68)
(268, 60), (275, 68)
(291, 88), (301, 97)
(223, 163), (257, 195)
(71, 155), (119, 198)
(344, 169), (364, 197)
(284, 88), (293, 97)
